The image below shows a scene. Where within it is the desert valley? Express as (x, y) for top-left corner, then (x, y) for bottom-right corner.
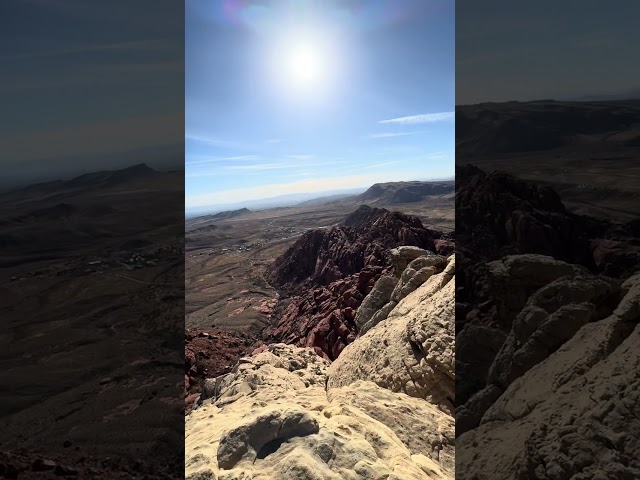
(0, 165), (184, 478)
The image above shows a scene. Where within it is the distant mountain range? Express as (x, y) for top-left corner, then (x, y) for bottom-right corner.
(0, 163), (161, 199)
(456, 99), (640, 157)
(192, 208), (252, 222)
(354, 181), (454, 205)
(185, 188), (367, 218)
(187, 180), (455, 224)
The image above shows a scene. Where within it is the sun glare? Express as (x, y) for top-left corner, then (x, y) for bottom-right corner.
(265, 27), (341, 104)
(286, 43), (325, 88)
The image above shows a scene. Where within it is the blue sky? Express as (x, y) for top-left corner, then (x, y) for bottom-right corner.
(457, 0), (640, 104)
(0, 0), (183, 186)
(186, 0), (455, 211)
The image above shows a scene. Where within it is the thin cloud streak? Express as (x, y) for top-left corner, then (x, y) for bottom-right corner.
(369, 132), (417, 139)
(186, 133), (250, 150)
(186, 154), (261, 166)
(224, 155), (261, 161)
(379, 111), (455, 124)
(224, 162), (302, 171)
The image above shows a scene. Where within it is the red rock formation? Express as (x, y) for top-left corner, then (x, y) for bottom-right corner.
(265, 206), (453, 360)
(185, 328), (258, 406)
(268, 205), (451, 292)
(265, 265), (389, 360)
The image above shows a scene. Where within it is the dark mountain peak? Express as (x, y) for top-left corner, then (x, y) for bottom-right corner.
(208, 208), (252, 220)
(268, 206), (451, 292)
(106, 163), (158, 184)
(120, 163), (155, 173)
(343, 204), (387, 227)
(65, 163), (158, 189)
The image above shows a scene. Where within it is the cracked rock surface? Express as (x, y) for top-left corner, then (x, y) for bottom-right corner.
(327, 255), (455, 414)
(186, 344), (453, 480)
(457, 259), (640, 480)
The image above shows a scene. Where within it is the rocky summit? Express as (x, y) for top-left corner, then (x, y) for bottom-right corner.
(186, 251), (456, 480)
(268, 205), (452, 292)
(262, 206), (454, 362)
(456, 166), (640, 479)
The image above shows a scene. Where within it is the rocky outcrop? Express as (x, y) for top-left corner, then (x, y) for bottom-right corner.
(264, 265), (389, 360)
(457, 266), (640, 479)
(328, 255), (455, 414)
(266, 207), (453, 360)
(455, 165), (640, 479)
(268, 205), (452, 292)
(353, 274), (397, 333)
(186, 344), (454, 480)
(456, 166), (640, 407)
(185, 328), (257, 410)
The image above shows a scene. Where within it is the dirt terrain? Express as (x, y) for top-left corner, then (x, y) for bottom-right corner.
(0, 164), (184, 478)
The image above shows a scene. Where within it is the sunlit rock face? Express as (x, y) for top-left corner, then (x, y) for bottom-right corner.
(186, 255), (457, 480)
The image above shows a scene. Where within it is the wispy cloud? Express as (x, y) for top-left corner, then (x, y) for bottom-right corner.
(369, 132), (417, 139)
(186, 133), (249, 150)
(364, 161), (398, 169)
(224, 155), (260, 161)
(335, 161), (399, 171)
(224, 162), (301, 171)
(287, 154), (314, 160)
(186, 154), (261, 166)
(378, 112), (454, 124)
(186, 156), (223, 166)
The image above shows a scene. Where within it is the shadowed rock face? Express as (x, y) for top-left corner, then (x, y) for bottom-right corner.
(456, 165), (639, 332)
(457, 261), (640, 479)
(456, 165), (640, 479)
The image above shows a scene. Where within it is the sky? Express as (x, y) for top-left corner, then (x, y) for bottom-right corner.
(456, 0), (640, 104)
(0, 0), (184, 187)
(186, 0), (455, 212)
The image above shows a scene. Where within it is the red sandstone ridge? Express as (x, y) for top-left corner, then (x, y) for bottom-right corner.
(268, 205), (452, 292)
(185, 328), (258, 409)
(265, 265), (389, 360)
(265, 205), (453, 360)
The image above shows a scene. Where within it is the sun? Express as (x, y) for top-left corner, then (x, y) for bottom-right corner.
(285, 43), (326, 89)
(263, 26), (341, 104)
(261, 22), (347, 107)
